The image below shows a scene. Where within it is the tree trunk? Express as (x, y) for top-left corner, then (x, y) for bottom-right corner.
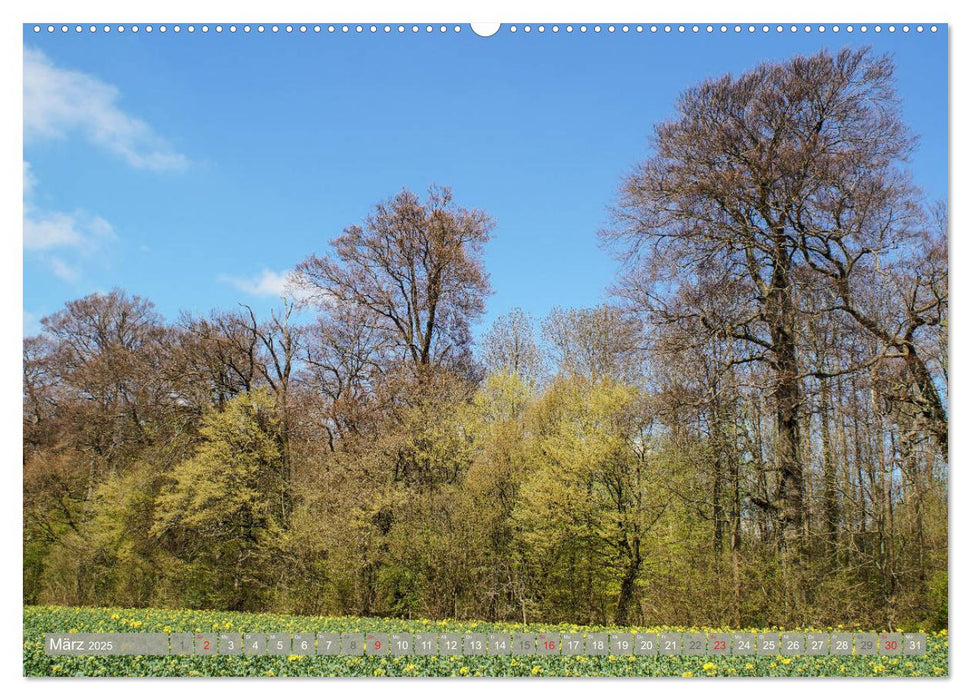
(615, 539), (642, 625)
(820, 375), (840, 564)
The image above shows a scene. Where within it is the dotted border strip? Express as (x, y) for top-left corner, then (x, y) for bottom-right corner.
(31, 24), (940, 35)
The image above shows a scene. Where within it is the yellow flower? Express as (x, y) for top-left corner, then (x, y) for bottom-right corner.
(459, 667), (469, 676)
(744, 663), (755, 671)
(780, 657), (793, 665)
(531, 666), (543, 676)
(373, 668), (386, 676)
(682, 671), (694, 677)
(702, 662), (717, 672)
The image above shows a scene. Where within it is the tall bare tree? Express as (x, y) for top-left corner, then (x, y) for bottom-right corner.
(604, 48), (923, 570)
(295, 186), (493, 373)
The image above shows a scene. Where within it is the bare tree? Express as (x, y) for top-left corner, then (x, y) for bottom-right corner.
(604, 48), (922, 569)
(542, 305), (644, 383)
(480, 308), (544, 384)
(295, 186), (493, 373)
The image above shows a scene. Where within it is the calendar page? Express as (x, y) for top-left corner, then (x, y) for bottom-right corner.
(20, 12), (948, 682)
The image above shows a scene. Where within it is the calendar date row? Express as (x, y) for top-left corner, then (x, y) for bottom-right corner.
(45, 631), (927, 657)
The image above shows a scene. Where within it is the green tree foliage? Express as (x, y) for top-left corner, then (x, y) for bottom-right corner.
(152, 389), (287, 611)
(512, 377), (668, 624)
(23, 126), (947, 630)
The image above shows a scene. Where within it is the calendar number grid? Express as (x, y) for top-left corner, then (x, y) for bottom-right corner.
(44, 631), (927, 657)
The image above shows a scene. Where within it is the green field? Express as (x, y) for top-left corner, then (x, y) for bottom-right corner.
(23, 606), (948, 677)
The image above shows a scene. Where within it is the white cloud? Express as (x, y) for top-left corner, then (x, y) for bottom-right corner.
(23, 159), (37, 198)
(24, 310), (42, 336)
(23, 208), (113, 252)
(49, 257), (81, 282)
(23, 160), (115, 280)
(24, 47), (188, 171)
(220, 269), (298, 299)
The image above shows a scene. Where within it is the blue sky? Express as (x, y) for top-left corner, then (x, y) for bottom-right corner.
(23, 25), (948, 338)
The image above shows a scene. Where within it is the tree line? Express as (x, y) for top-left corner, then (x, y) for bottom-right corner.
(23, 48), (947, 630)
